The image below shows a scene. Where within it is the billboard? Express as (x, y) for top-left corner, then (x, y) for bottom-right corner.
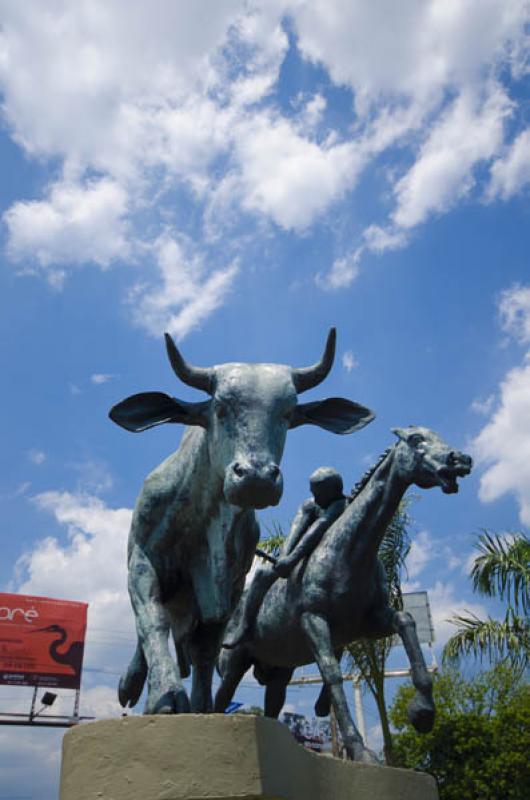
(0, 593), (88, 689)
(392, 591), (435, 646)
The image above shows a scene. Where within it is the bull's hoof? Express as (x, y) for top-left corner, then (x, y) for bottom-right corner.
(147, 688), (191, 715)
(118, 670), (146, 708)
(408, 693), (435, 733)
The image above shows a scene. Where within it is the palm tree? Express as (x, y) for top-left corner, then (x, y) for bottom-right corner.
(345, 501), (411, 765)
(443, 531), (530, 672)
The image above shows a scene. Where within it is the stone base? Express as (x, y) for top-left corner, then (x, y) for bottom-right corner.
(60, 714), (438, 800)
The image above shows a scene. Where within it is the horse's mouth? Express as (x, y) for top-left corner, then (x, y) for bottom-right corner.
(438, 464), (471, 494)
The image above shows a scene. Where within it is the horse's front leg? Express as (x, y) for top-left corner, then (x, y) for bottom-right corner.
(214, 645), (253, 713)
(190, 621), (225, 712)
(392, 610), (435, 732)
(300, 612), (378, 764)
(128, 545), (190, 714)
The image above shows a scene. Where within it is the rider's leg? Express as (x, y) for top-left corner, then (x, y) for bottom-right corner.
(223, 564), (277, 649)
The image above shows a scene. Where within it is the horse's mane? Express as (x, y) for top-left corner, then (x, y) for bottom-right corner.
(348, 446), (393, 502)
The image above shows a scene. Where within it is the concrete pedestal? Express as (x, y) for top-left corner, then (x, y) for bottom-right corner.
(60, 714), (438, 800)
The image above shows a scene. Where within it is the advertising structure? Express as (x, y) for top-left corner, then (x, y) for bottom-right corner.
(0, 593), (88, 689)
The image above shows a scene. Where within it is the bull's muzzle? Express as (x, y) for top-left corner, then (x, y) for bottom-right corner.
(224, 459), (283, 509)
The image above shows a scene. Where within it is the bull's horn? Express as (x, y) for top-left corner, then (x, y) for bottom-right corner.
(164, 333), (214, 394)
(292, 327), (336, 393)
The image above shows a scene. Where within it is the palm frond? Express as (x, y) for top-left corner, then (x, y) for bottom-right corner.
(259, 520), (286, 558)
(471, 531), (530, 614)
(443, 608), (530, 671)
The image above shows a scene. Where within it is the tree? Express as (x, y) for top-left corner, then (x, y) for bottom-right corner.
(344, 501), (411, 765)
(389, 664), (530, 800)
(444, 532), (530, 672)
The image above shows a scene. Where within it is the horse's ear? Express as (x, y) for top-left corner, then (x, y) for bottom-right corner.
(109, 392), (210, 432)
(392, 427), (407, 441)
(290, 397), (375, 435)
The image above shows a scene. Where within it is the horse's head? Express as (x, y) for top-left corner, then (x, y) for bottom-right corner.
(392, 426), (472, 493)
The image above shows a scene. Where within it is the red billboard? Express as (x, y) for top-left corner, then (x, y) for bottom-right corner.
(0, 593), (88, 689)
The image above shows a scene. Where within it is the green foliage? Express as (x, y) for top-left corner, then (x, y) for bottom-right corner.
(389, 664), (530, 800)
(259, 520), (286, 559)
(470, 531), (530, 614)
(444, 532), (530, 671)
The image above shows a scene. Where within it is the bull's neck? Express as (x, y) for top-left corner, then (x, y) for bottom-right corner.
(179, 426), (227, 520)
(334, 444), (410, 563)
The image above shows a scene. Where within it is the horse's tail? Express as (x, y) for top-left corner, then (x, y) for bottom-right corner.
(118, 641), (147, 708)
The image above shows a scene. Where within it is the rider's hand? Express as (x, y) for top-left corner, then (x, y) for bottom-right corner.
(274, 557), (293, 578)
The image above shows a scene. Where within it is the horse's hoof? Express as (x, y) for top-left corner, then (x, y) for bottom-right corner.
(149, 688), (191, 715)
(314, 694), (331, 718)
(174, 688), (191, 714)
(408, 694), (435, 733)
(360, 747), (381, 765)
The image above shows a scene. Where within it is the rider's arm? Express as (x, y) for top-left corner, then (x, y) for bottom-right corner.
(275, 498), (346, 577)
(280, 499), (316, 556)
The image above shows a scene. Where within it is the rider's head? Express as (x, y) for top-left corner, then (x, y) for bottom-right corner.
(309, 467), (344, 509)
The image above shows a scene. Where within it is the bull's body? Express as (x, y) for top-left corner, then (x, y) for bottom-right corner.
(110, 331), (374, 714)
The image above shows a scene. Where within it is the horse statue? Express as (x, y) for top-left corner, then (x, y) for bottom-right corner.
(215, 426), (472, 762)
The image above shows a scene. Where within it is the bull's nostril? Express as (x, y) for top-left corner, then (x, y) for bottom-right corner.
(233, 462), (245, 478)
(269, 465), (280, 480)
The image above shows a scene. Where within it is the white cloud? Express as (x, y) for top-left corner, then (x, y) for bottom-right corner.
(342, 350), (358, 372)
(91, 373), (114, 384)
(406, 530), (432, 579)
(128, 234), (239, 340)
(470, 394), (496, 416)
(427, 580), (487, 645)
(473, 358), (530, 524)
(293, 1), (528, 111)
(472, 284), (530, 524)
(316, 252), (360, 290)
(233, 113), (363, 231)
(28, 448), (46, 465)
(392, 86), (511, 230)
(498, 283), (530, 343)
(0, 723), (62, 800)
(69, 382), (82, 396)
(488, 128), (530, 199)
(2, 489), (139, 799)
(362, 224), (408, 255)
(0, 0), (528, 329)
(14, 491), (134, 673)
(298, 93), (327, 130)
(4, 178), (130, 273)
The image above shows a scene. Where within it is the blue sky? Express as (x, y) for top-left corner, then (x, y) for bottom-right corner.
(0, 2), (529, 796)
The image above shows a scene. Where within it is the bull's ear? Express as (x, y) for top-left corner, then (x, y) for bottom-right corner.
(290, 397), (375, 435)
(109, 392), (210, 432)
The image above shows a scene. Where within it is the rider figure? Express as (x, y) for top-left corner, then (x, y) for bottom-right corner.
(223, 467), (347, 649)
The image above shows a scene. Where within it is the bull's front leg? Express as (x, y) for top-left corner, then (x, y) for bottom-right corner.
(129, 544), (190, 714)
(189, 621), (225, 712)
